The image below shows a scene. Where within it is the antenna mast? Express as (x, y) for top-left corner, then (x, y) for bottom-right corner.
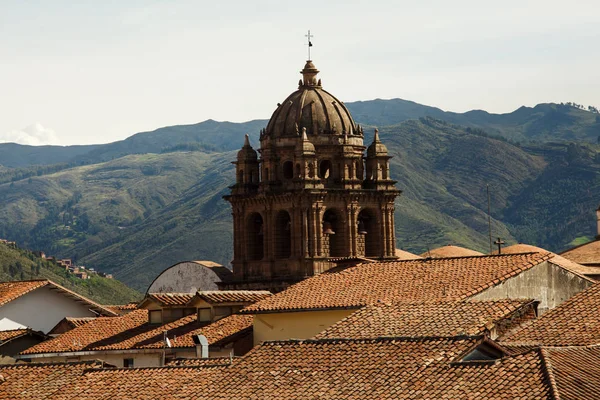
(487, 184), (492, 253)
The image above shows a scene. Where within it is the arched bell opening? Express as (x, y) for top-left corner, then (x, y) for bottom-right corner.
(238, 169), (244, 184)
(318, 160), (332, 179)
(247, 213), (264, 261)
(283, 161), (294, 180)
(275, 210), (292, 259)
(322, 208), (347, 257)
(358, 209), (380, 258)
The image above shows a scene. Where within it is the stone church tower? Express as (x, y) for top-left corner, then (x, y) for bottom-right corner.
(223, 60), (400, 291)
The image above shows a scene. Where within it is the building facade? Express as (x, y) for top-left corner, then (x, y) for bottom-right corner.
(224, 60), (399, 291)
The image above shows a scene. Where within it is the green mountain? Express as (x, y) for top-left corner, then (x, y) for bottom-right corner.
(2, 100), (598, 170)
(346, 100), (600, 143)
(0, 242), (140, 304)
(1, 117), (598, 292)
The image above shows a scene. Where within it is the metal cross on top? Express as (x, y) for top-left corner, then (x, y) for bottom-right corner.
(305, 30), (314, 60)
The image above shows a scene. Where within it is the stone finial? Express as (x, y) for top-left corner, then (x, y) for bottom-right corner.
(244, 134), (251, 147)
(373, 128), (380, 143)
(302, 127), (308, 139)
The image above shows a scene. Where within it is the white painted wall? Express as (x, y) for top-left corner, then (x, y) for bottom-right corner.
(0, 286), (97, 333)
(35, 352), (163, 368)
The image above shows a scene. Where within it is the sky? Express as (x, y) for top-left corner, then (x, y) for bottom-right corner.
(1, 0), (599, 146)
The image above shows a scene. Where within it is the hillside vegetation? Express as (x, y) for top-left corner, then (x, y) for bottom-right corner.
(0, 243), (140, 304)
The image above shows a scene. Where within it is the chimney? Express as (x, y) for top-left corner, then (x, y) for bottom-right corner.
(193, 334), (209, 358)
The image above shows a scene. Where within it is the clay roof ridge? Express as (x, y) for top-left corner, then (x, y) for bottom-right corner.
(0, 359), (106, 368)
(263, 334), (485, 346)
(82, 363), (230, 374)
(539, 348), (561, 400)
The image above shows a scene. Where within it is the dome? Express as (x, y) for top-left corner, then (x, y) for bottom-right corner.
(491, 243), (550, 255)
(367, 128), (388, 157)
(237, 134), (257, 160)
(419, 245), (484, 258)
(265, 61), (358, 138)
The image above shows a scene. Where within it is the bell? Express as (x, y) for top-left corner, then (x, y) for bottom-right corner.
(323, 222), (335, 235)
(358, 221), (367, 235)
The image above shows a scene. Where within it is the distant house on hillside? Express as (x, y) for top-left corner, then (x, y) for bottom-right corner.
(0, 280), (117, 334)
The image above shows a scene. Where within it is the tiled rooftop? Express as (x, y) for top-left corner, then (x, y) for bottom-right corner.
(314, 299), (535, 339)
(0, 329), (35, 343)
(543, 345), (600, 399)
(561, 239), (600, 265)
(197, 290), (271, 304)
(144, 293), (195, 306)
(21, 309), (252, 355)
(243, 252), (554, 313)
(201, 337), (552, 399)
(0, 360), (108, 400)
(0, 280), (116, 316)
(501, 282), (600, 346)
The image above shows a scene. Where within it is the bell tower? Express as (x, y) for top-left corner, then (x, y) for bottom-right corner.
(223, 60), (400, 292)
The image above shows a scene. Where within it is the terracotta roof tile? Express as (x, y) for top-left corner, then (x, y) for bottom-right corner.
(21, 309), (252, 355)
(56, 364), (221, 400)
(0, 329), (34, 343)
(0, 360), (107, 399)
(501, 282), (600, 346)
(542, 345), (600, 400)
(196, 290), (271, 304)
(394, 248), (423, 260)
(560, 239), (600, 265)
(0, 279), (116, 316)
(203, 337), (552, 399)
(144, 293), (195, 306)
(0, 280), (47, 306)
(315, 299), (535, 339)
(243, 252), (554, 313)
(105, 303), (138, 314)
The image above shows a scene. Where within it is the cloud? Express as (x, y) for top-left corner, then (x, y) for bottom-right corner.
(1, 123), (61, 146)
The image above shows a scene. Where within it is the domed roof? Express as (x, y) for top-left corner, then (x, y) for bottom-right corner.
(491, 243), (550, 255)
(265, 61), (358, 138)
(237, 134), (257, 160)
(395, 248), (423, 260)
(367, 128), (388, 157)
(419, 245), (484, 258)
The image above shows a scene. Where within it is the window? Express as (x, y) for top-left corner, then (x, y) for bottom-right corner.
(283, 161), (294, 179)
(318, 160), (331, 179)
(198, 308), (212, 322)
(124, 358), (134, 368)
(163, 307), (196, 323)
(149, 310), (162, 324)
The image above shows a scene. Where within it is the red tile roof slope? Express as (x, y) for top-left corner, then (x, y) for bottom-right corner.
(0, 280), (47, 306)
(315, 299), (535, 339)
(501, 282), (600, 346)
(0, 360), (107, 400)
(243, 253), (554, 313)
(0, 329), (31, 342)
(203, 337), (552, 399)
(543, 345), (600, 400)
(144, 293), (195, 306)
(0, 280), (116, 316)
(197, 290), (271, 304)
(57, 365), (222, 400)
(21, 309), (252, 355)
(561, 239), (600, 265)
(105, 303), (138, 314)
